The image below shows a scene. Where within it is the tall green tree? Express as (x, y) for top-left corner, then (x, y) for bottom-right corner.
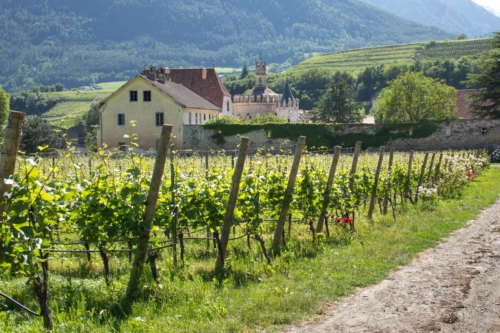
(376, 72), (457, 123)
(240, 65), (249, 79)
(20, 116), (62, 154)
(313, 80), (362, 123)
(0, 88), (9, 138)
(467, 32), (500, 118)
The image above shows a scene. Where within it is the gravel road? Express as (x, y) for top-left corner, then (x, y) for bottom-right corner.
(284, 198), (500, 333)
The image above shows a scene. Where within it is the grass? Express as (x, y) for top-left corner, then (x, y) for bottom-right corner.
(96, 82), (127, 90)
(1, 167), (499, 332)
(289, 38), (492, 75)
(41, 90), (113, 128)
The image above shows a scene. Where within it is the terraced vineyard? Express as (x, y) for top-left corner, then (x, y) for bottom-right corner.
(289, 38), (492, 75)
(41, 89), (113, 128)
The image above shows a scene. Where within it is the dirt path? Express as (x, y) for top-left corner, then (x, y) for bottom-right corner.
(284, 198), (500, 333)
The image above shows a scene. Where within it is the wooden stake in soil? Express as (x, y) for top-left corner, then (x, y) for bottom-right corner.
(415, 152), (429, 203)
(316, 146), (342, 233)
(406, 151), (414, 198)
(427, 153), (436, 182)
(0, 111), (24, 214)
(171, 163), (178, 267)
(350, 141), (362, 187)
(271, 136), (307, 255)
(383, 147), (395, 215)
(434, 153), (444, 182)
(368, 146), (385, 220)
(215, 137), (250, 274)
(127, 124), (172, 299)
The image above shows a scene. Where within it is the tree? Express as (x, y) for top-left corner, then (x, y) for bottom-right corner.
(313, 80), (362, 123)
(248, 114), (286, 124)
(240, 65), (249, 79)
(376, 72), (457, 123)
(204, 115), (242, 125)
(20, 116), (62, 154)
(55, 83), (65, 92)
(467, 32), (500, 118)
(457, 33), (468, 40)
(81, 100), (101, 151)
(0, 88), (10, 139)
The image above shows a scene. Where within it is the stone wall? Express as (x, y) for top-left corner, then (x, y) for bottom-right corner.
(182, 119), (500, 151)
(387, 119), (499, 151)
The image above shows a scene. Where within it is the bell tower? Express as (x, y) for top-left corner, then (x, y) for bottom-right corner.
(255, 53), (267, 87)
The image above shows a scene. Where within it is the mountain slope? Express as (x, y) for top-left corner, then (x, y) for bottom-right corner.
(289, 38), (492, 75)
(359, 0), (500, 37)
(0, 0), (452, 91)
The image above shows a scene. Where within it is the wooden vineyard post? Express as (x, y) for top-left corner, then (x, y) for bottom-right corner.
(205, 154), (210, 251)
(316, 146), (342, 233)
(0, 111), (24, 215)
(271, 136), (306, 255)
(434, 153), (443, 182)
(127, 124), (172, 299)
(348, 142), (362, 231)
(215, 137), (250, 275)
(406, 151), (414, 199)
(368, 146), (385, 220)
(383, 147), (394, 215)
(170, 161), (178, 267)
(415, 152), (429, 204)
(427, 153), (436, 182)
(350, 141), (362, 187)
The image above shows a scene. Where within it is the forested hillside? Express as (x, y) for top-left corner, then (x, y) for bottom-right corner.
(359, 0), (500, 37)
(0, 0), (452, 91)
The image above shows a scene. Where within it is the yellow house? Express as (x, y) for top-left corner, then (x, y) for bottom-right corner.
(97, 74), (221, 151)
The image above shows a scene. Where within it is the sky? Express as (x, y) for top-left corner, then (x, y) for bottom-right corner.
(472, 0), (500, 15)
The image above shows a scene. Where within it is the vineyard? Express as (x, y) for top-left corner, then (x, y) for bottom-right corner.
(290, 38), (492, 75)
(0, 119), (492, 332)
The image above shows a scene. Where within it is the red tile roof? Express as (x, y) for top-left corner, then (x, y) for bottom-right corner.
(138, 75), (220, 111)
(142, 68), (230, 109)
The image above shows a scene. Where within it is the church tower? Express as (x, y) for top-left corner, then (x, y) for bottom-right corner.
(276, 79), (299, 122)
(255, 53), (267, 87)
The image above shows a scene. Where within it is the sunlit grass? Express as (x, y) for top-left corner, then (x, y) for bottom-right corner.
(1, 164), (498, 333)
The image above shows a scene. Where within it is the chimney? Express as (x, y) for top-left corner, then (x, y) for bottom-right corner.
(149, 66), (156, 81)
(202, 68), (207, 80)
(158, 67), (171, 83)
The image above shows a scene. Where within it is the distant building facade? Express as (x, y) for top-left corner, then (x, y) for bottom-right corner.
(97, 70), (221, 151)
(233, 55), (299, 122)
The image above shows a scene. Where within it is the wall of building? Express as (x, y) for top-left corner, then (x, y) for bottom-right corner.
(182, 119), (500, 151)
(98, 78), (184, 151)
(233, 103), (279, 118)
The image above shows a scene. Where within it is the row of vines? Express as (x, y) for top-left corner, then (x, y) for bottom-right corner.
(0, 123), (490, 329)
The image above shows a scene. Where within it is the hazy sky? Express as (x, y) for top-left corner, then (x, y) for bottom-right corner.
(472, 0), (500, 14)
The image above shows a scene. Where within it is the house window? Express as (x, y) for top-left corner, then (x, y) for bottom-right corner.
(130, 90), (138, 102)
(203, 114), (206, 121)
(189, 112), (192, 125)
(227, 101), (230, 112)
(155, 112), (164, 126)
(195, 113), (198, 125)
(117, 113), (125, 126)
(143, 90), (151, 102)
